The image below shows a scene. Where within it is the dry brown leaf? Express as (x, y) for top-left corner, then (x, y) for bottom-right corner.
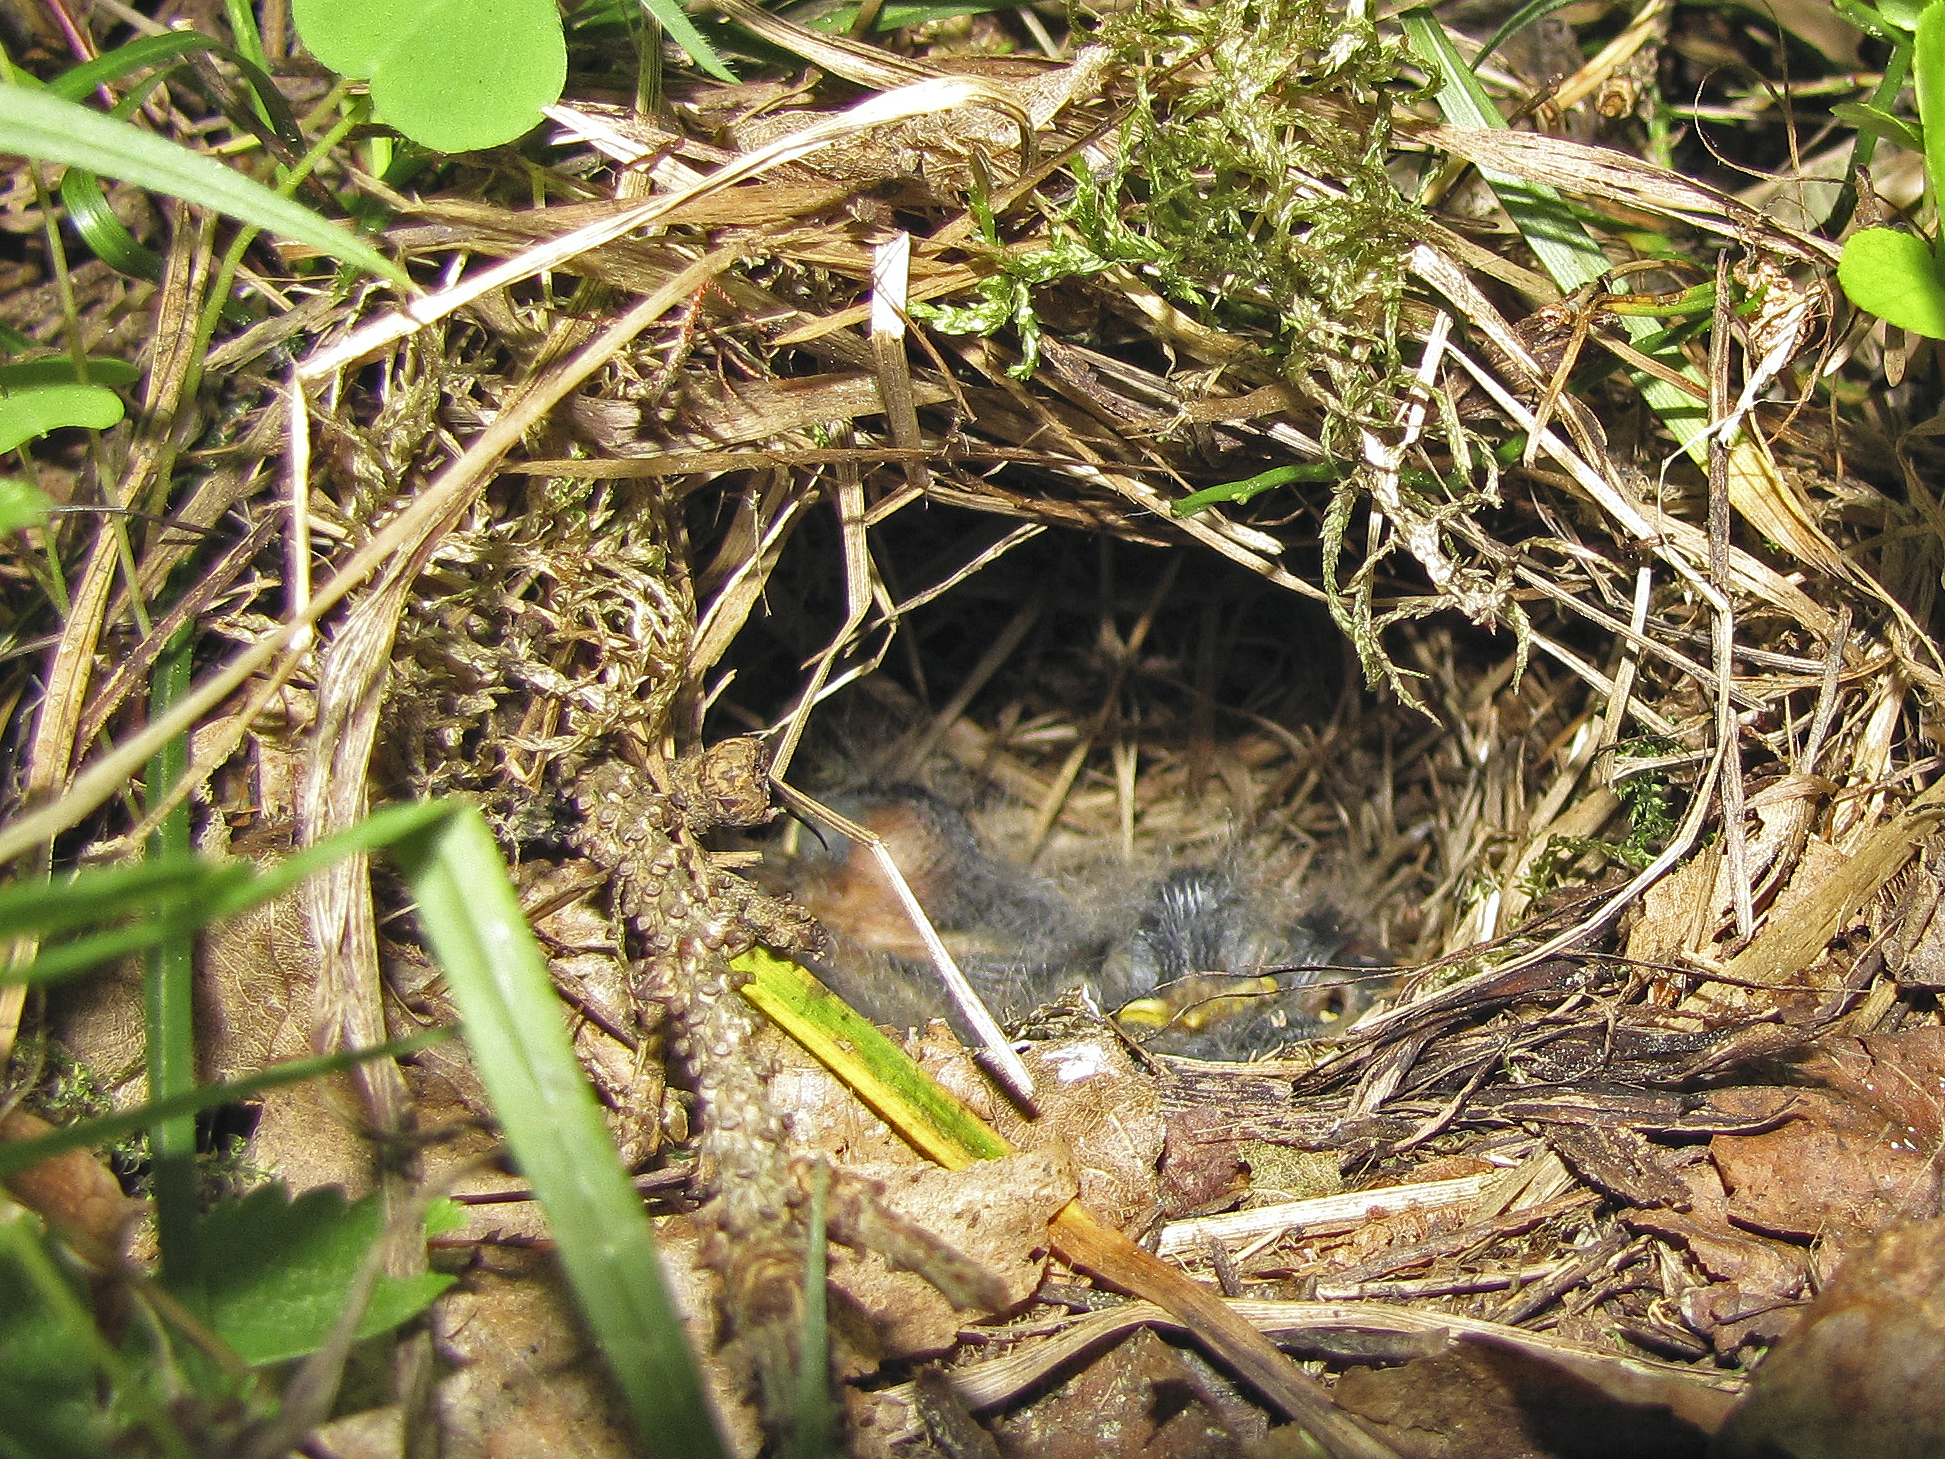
(1714, 1219), (1945, 1459)
(827, 1151), (1073, 1359)
(1707, 1033), (1944, 1247)
(985, 1326), (1241, 1459)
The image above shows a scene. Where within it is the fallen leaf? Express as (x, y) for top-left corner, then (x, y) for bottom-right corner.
(1714, 1219), (1945, 1459)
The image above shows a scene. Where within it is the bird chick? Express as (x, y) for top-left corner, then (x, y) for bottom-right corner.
(1102, 864), (1351, 1059)
(768, 788), (1372, 1058)
(772, 786), (1095, 1033)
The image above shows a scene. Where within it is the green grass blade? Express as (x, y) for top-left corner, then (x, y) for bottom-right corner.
(1403, 9), (1609, 288)
(0, 859), (250, 940)
(0, 802), (448, 984)
(2, 907), (241, 987)
(1473, 0), (1583, 68)
(0, 85), (405, 286)
(211, 800), (451, 913)
(637, 0), (735, 81)
(46, 32), (233, 102)
(0, 1034), (446, 1179)
(0, 357), (141, 390)
(62, 108), (166, 279)
(790, 1160), (834, 1459)
(144, 628), (198, 1285)
(391, 804), (728, 1458)
(1833, 43), (1911, 231)
(1401, 8), (1708, 458)
(1916, 2), (1945, 216)
(0, 817), (436, 987)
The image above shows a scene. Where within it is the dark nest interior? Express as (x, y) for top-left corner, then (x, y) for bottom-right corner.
(3, 0), (1945, 1454)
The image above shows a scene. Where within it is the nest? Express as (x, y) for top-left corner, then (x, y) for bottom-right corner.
(5, 0), (1945, 1454)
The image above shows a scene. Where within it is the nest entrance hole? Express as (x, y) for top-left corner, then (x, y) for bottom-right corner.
(708, 490), (1598, 972)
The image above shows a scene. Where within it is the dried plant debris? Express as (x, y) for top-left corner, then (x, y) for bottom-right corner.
(1712, 1219), (1945, 1459)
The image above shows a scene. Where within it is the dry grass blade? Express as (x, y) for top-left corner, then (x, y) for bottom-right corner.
(1047, 1203), (1405, 1459)
(901, 1296), (1740, 1432)
(1417, 125), (1841, 264)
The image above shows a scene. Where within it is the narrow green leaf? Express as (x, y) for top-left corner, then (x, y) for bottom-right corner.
(44, 32), (307, 155)
(0, 803), (449, 985)
(0, 358), (141, 390)
(3, 911), (232, 987)
(0, 1034), (447, 1179)
(1403, 11), (1611, 290)
(145, 626), (199, 1286)
(1473, 0), (1585, 68)
(1917, 1), (1945, 209)
(1830, 100), (1925, 154)
(215, 800), (452, 914)
(1401, 8), (1709, 458)
(1839, 226), (1945, 338)
(47, 32), (236, 102)
(60, 166), (163, 280)
(637, 0), (735, 82)
(1173, 463), (1343, 517)
(803, 0), (1021, 32)
(0, 86), (405, 285)
(222, 0), (271, 73)
(392, 804), (728, 1457)
(0, 856), (243, 939)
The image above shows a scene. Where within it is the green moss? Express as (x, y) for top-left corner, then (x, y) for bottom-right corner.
(1083, 0), (1424, 424)
(1073, 0), (1522, 704)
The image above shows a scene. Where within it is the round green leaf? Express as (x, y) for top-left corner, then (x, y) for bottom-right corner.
(0, 384), (126, 453)
(1839, 227), (1945, 340)
(372, 0), (565, 152)
(296, 0), (565, 153)
(290, 0), (422, 77)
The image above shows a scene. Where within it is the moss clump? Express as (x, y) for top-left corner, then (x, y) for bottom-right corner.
(1085, 0), (1425, 435)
